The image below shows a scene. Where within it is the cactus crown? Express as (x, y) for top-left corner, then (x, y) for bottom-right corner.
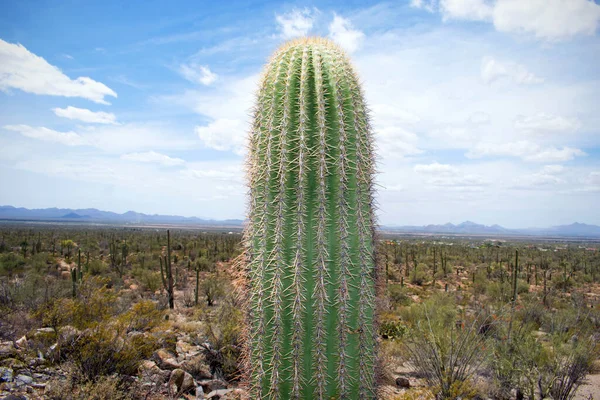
(245, 37), (377, 399)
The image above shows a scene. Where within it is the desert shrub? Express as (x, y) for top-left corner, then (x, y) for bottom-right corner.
(201, 275), (226, 306)
(400, 293), (456, 328)
(45, 364), (132, 399)
(403, 299), (491, 400)
(410, 264), (429, 286)
(197, 296), (244, 381)
(0, 253), (26, 276)
(134, 268), (161, 293)
(62, 316), (160, 381)
(388, 284), (411, 308)
(88, 259), (108, 276)
(117, 300), (164, 332)
(538, 335), (598, 400)
(379, 319), (408, 340)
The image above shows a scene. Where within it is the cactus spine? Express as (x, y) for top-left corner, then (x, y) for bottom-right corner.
(245, 38), (377, 399)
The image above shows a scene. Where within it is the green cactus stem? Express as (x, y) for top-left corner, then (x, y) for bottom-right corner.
(244, 38), (378, 400)
(160, 230), (175, 309)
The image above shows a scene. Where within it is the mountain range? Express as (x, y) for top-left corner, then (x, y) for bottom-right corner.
(1, 205), (599, 237)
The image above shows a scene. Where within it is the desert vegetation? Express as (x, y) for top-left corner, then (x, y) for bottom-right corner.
(0, 224), (598, 399)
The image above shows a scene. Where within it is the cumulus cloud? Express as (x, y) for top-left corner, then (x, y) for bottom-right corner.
(412, 0), (600, 40)
(481, 57), (543, 85)
(514, 113), (580, 135)
(275, 8), (315, 39)
(52, 106), (117, 124)
(120, 151), (185, 167)
(195, 119), (246, 155)
(3, 124), (85, 146)
(414, 162), (458, 176)
(178, 63), (217, 85)
(440, 0), (493, 21)
(414, 162), (489, 188)
(328, 14), (365, 53)
(467, 141), (585, 162)
(493, 0), (600, 41)
(0, 39), (117, 104)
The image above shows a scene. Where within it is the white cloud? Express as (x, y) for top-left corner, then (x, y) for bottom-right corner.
(3, 123), (195, 153)
(3, 124), (84, 146)
(412, 0), (600, 40)
(0, 39), (117, 104)
(375, 126), (423, 158)
(411, 0), (437, 12)
(178, 63), (217, 85)
(481, 57), (543, 85)
(120, 151), (185, 167)
(514, 113), (580, 135)
(414, 162), (489, 188)
(493, 0), (600, 41)
(468, 111), (491, 125)
(328, 14), (365, 53)
(467, 141), (585, 162)
(583, 171), (600, 186)
(195, 119), (246, 155)
(275, 8), (314, 39)
(52, 106), (117, 124)
(541, 165), (565, 174)
(414, 162), (458, 176)
(440, 0), (493, 21)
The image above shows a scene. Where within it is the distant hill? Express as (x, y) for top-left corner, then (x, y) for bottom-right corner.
(0, 205), (243, 227)
(384, 221), (600, 238)
(1, 205), (599, 237)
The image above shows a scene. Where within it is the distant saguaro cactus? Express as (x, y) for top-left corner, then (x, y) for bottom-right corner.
(244, 38), (378, 399)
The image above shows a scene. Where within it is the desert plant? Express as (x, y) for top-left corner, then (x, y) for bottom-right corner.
(244, 38), (378, 399)
(159, 230), (175, 309)
(404, 305), (491, 400)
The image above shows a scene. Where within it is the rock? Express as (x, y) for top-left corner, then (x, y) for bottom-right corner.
(176, 340), (198, 358)
(206, 389), (233, 399)
(2, 394), (27, 400)
(168, 368), (196, 395)
(197, 378), (227, 393)
(153, 348), (181, 370)
(181, 354), (212, 380)
(58, 325), (81, 345)
(0, 341), (16, 359)
(138, 360), (169, 384)
(211, 388), (249, 400)
(0, 358), (26, 370)
(396, 376), (410, 388)
(14, 373), (33, 387)
(45, 343), (59, 363)
(0, 366), (13, 382)
(195, 385), (204, 399)
(61, 271), (71, 280)
(15, 336), (27, 349)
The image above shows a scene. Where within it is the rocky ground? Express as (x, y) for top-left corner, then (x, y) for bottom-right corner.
(0, 326), (249, 399)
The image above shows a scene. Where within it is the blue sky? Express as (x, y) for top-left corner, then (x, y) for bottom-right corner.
(0, 0), (599, 228)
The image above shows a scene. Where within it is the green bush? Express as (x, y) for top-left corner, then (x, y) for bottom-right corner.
(0, 253), (26, 276)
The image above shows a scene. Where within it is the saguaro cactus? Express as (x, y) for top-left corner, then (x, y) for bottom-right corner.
(244, 38), (378, 399)
(160, 230), (175, 309)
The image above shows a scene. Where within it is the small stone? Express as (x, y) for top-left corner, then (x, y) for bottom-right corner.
(0, 341), (16, 359)
(396, 376), (410, 388)
(197, 378), (227, 393)
(206, 389), (233, 399)
(2, 394), (27, 400)
(0, 366), (13, 382)
(153, 348), (181, 370)
(168, 368), (195, 395)
(14, 373), (33, 386)
(195, 385), (204, 399)
(15, 336), (28, 349)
